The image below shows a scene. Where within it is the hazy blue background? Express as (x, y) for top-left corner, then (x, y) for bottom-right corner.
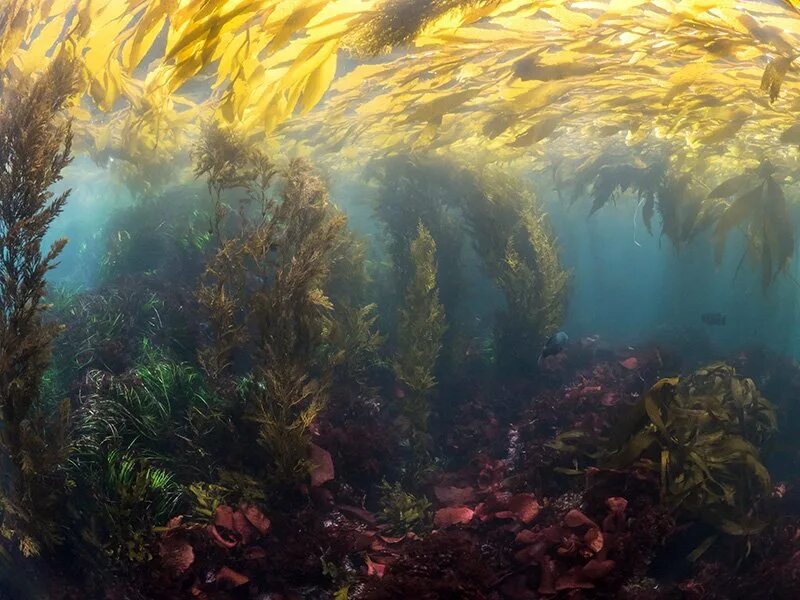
(48, 160), (800, 360)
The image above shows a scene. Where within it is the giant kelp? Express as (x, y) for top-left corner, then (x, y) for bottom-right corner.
(370, 156), (568, 373)
(368, 155), (466, 332)
(6, 1), (800, 187)
(708, 159), (795, 289)
(0, 54), (80, 555)
(393, 224), (446, 432)
(582, 161), (711, 251)
(5, 1), (800, 287)
(458, 170), (568, 372)
(195, 128), (347, 487)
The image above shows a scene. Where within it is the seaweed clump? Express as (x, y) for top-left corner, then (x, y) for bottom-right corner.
(377, 480), (432, 536)
(0, 55), (80, 554)
(194, 124), (346, 489)
(362, 530), (493, 599)
(370, 155), (569, 375)
(393, 224), (446, 431)
(350, 0), (492, 55)
(461, 170), (568, 373)
(608, 363), (777, 535)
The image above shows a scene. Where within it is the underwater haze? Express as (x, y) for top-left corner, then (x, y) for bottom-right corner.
(5, 1), (800, 599)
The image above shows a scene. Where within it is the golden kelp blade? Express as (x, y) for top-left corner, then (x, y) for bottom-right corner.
(3, 0), (800, 188)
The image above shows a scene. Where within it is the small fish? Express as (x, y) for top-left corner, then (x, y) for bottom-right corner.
(701, 313), (726, 326)
(538, 331), (569, 367)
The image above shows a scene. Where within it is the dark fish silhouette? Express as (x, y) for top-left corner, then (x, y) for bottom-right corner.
(701, 313), (726, 326)
(538, 331), (569, 366)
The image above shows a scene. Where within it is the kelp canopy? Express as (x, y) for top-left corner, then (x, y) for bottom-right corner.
(6, 0), (800, 184)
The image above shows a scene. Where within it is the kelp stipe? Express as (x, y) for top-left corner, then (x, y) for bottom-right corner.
(0, 55), (80, 555)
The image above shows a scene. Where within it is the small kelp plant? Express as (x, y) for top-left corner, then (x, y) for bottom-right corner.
(608, 363), (777, 536)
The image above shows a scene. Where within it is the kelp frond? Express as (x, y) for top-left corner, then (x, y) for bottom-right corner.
(0, 54), (81, 552)
(196, 148), (347, 488)
(709, 160), (794, 289)
(394, 223), (446, 431)
(608, 363), (776, 535)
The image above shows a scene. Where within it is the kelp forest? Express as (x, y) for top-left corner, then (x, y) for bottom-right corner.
(5, 1), (800, 599)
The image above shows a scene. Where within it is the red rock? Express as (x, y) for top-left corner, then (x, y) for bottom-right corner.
(582, 558), (616, 580)
(338, 504), (377, 524)
(434, 505), (475, 528)
(515, 529), (538, 545)
(606, 497), (628, 513)
(619, 357), (639, 370)
(378, 534), (406, 544)
(165, 516), (183, 529)
(508, 493), (540, 524)
(433, 485), (477, 505)
(158, 536), (194, 575)
(365, 555), (386, 577)
(584, 527), (604, 553)
(232, 510), (254, 544)
(563, 509), (596, 529)
(240, 502), (271, 535)
(214, 505), (235, 531)
(216, 566), (249, 587)
(475, 491), (512, 518)
(309, 443), (335, 487)
(207, 524), (238, 549)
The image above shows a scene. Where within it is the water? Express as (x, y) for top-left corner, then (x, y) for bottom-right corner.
(3, 2), (800, 599)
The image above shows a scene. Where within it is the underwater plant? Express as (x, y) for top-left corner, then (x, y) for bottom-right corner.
(707, 159), (795, 289)
(368, 155), (466, 336)
(191, 121), (259, 238)
(87, 450), (185, 564)
(444, 165), (569, 373)
(246, 160), (346, 487)
(494, 208), (569, 373)
(393, 224), (447, 431)
(196, 136), (347, 487)
(608, 363), (777, 536)
(582, 160), (709, 250)
(371, 155), (569, 375)
(194, 127), (280, 381)
(377, 480), (432, 536)
(352, 0), (493, 55)
(66, 341), (222, 572)
(325, 303), (385, 390)
(0, 54), (81, 555)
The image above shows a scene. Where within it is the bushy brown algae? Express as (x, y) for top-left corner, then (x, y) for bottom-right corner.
(0, 54), (81, 557)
